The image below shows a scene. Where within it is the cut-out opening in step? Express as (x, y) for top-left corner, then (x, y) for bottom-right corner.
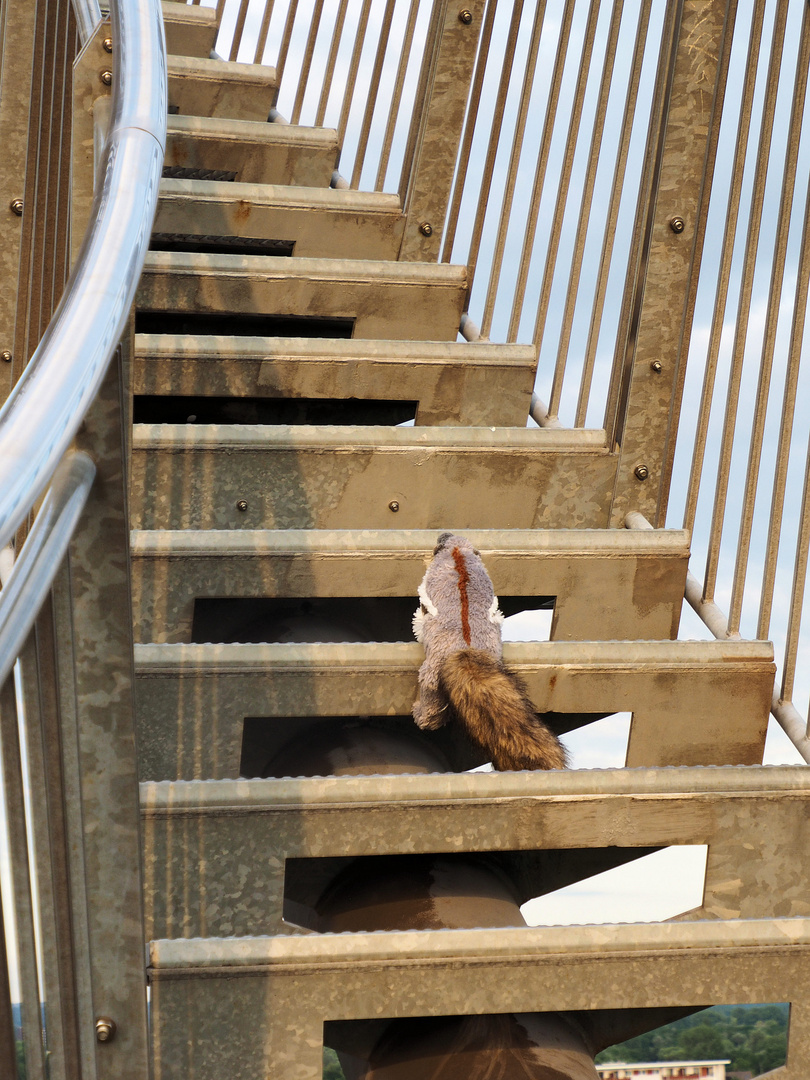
(133, 395), (418, 426)
(162, 165), (237, 182)
(283, 846), (662, 934)
(134, 310), (355, 337)
(522, 845), (708, 926)
(150, 233), (295, 257)
(323, 1004), (789, 1078)
(192, 595), (555, 645)
(240, 714), (488, 778)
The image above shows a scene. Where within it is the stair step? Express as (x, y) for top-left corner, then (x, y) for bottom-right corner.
(141, 766), (810, 939)
(133, 639), (774, 780)
(148, 916), (810, 1080)
(162, 1), (218, 58)
(129, 425), (614, 531)
(164, 115), (339, 186)
(133, 336), (537, 426)
(155, 179), (406, 260)
(136, 253), (467, 341)
(168, 55), (277, 120)
(130, 527), (689, 645)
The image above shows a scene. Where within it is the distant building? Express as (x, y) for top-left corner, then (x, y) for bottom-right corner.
(596, 1063), (730, 1080)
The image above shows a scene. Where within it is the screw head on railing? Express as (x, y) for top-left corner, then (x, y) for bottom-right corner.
(419, 222), (433, 237)
(236, 499), (248, 512)
(1, 351), (11, 364)
(102, 37), (113, 53)
(459, 9), (473, 23)
(650, 360), (663, 373)
(669, 216), (685, 233)
(634, 464), (650, 481)
(9, 199), (22, 216)
(388, 500), (400, 512)
(100, 70), (113, 86)
(95, 1017), (116, 1043)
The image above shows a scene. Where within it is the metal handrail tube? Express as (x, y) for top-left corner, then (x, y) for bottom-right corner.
(0, 0), (166, 555)
(72, 0), (103, 45)
(0, 453), (95, 690)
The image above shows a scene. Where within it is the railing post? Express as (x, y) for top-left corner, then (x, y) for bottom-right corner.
(607, 0), (736, 527)
(397, 0), (485, 261)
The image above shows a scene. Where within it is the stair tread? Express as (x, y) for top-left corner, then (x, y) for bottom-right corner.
(168, 56), (278, 122)
(162, 1), (218, 58)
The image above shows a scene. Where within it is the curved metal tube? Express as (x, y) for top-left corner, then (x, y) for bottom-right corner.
(0, 453), (96, 689)
(0, 0), (167, 553)
(73, 0), (104, 45)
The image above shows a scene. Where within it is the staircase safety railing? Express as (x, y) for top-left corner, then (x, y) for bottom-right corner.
(0, 0), (166, 1076)
(201, 0), (810, 763)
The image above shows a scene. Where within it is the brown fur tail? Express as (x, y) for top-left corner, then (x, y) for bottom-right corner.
(438, 649), (567, 771)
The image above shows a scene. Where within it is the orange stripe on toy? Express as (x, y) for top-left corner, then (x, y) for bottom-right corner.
(452, 545), (471, 645)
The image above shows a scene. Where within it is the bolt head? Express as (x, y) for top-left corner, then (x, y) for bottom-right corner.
(418, 221), (433, 237)
(9, 199), (22, 216)
(459, 9), (473, 23)
(634, 464), (650, 481)
(236, 500), (248, 512)
(102, 37), (113, 53)
(100, 69), (112, 86)
(669, 216), (685, 234)
(388, 500), (400, 512)
(650, 360), (663, 373)
(95, 1017), (116, 1043)
(1, 351), (11, 364)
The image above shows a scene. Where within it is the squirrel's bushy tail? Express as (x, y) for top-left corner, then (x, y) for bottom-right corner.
(439, 648), (567, 771)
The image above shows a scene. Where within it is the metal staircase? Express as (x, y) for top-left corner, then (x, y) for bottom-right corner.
(3, 0), (810, 1078)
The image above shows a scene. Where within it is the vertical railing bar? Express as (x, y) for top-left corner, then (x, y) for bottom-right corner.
(682, 0), (766, 535)
(290, 0), (326, 125)
(0, 879), (17, 1080)
(216, 0), (227, 23)
(275, 0), (301, 89)
(783, 432), (810, 703)
(336, 0), (373, 148)
(577, 0), (653, 427)
(350, 0), (398, 188)
(548, 0), (624, 420)
(441, 0), (497, 262)
(396, 0), (446, 203)
(536, 0), (604, 416)
(748, 4), (810, 638)
(506, 0), (577, 340)
(228, 0), (252, 62)
(253, 0), (277, 64)
(703, 0), (788, 603)
(315, 0), (349, 126)
(374, 0), (421, 190)
(464, 0), (527, 291)
(0, 676), (47, 1080)
(480, 0), (548, 337)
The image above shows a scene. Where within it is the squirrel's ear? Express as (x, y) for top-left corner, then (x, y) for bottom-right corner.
(434, 531), (453, 554)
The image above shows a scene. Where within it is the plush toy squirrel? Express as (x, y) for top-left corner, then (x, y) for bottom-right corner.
(412, 532), (567, 771)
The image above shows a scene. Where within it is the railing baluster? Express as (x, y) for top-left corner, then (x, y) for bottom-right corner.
(315, 0), (349, 127)
(350, 0), (398, 188)
(374, 0), (420, 190)
(290, 0), (326, 125)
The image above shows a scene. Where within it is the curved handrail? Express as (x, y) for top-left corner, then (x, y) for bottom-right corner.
(0, 0), (167, 553)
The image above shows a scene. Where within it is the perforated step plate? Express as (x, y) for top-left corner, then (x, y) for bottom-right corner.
(133, 336), (537, 426)
(148, 914), (810, 1080)
(162, 1), (218, 58)
(168, 56), (277, 120)
(129, 527), (689, 644)
(129, 425), (615, 531)
(133, 639), (774, 780)
(155, 179), (405, 260)
(137, 253), (467, 341)
(164, 116), (339, 187)
(141, 767), (810, 939)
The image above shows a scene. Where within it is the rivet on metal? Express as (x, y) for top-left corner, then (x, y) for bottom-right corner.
(419, 222), (433, 237)
(102, 37), (113, 53)
(650, 360), (663, 373)
(95, 1017), (116, 1043)
(669, 216), (685, 234)
(459, 9), (473, 23)
(388, 500), (400, 512)
(100, 70), (113, 86)
(236, 500), (248, 512)
(9, 199), (23, 216)
(634, 464), (650, 481)
(1, 351), (11, 364)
